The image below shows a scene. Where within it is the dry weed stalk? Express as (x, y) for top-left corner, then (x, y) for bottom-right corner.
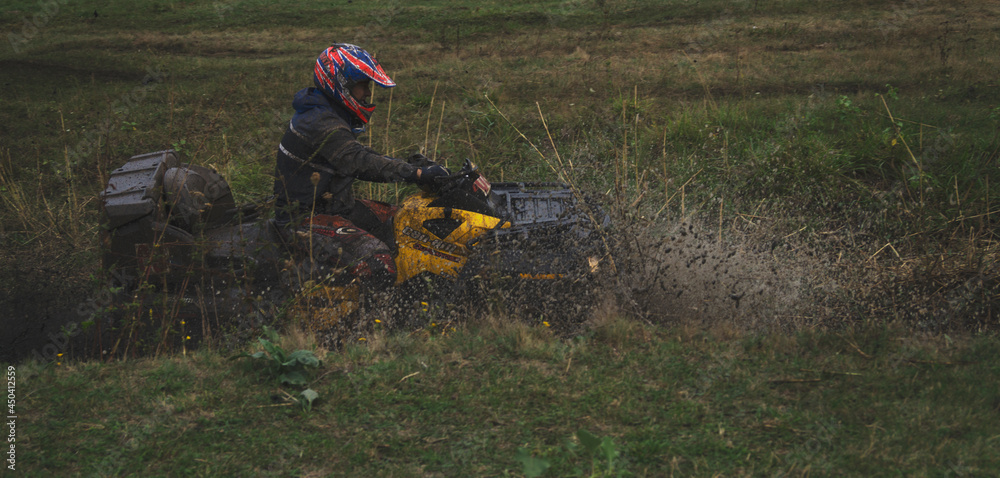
(423, 81), (439, 154)
(0, 149), (37, 233)
(0, 148), (93, 247)
(484, 94), (618, 272)
(880, 95), (924, 204)
(681, 51), (718, 113)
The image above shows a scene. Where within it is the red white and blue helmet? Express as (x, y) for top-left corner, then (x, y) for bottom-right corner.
(313, 43), (395, 126)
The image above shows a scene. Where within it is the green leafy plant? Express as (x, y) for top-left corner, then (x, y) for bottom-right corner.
(515, 447), (551, 478)
(575, 429), (621, 476)
(298, 388), (319, 412)
(171, 138), (187, 152)
(882, 83), (899, 101)
(989, 105), (1000, 125)
(232, 326), (322, 410)
(835, 95), (861, 120)
(516, 430), (622, 477)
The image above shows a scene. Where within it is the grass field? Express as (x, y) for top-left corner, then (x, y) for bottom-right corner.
(12, 320), (1000, 476)
(2, 0), (999, 475)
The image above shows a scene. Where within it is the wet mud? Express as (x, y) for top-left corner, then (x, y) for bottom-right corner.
(3, 216), (995, 365)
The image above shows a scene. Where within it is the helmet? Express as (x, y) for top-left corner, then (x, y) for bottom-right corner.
(313, 43), (395, 127)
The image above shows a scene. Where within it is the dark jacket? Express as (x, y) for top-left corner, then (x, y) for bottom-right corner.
(273, 87), (416, 224)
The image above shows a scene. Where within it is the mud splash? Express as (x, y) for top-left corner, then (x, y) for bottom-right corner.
(606, 220), (840, 333)
(3, 215), (995, 365)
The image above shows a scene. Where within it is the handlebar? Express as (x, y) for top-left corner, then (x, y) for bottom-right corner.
(441, 158), (476, 180)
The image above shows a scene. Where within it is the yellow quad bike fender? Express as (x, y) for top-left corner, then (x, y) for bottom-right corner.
(297, 185), (508, 332)
(393, 189), (511, 285)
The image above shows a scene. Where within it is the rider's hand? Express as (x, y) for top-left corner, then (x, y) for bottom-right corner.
(415, 165), (450, 184)
(407, 153), (436, 167)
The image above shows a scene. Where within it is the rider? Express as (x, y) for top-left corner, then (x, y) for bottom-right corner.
(273, 43), (448, 289)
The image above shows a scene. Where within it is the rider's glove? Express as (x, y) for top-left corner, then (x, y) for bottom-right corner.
(413, 165), (450, 184)
(407, 153), (436, 167)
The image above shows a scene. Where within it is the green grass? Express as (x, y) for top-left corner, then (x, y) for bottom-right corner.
(11, 318), (1000, 476)
(2, 0), (1000, 474)
(4, 1), (997, 234)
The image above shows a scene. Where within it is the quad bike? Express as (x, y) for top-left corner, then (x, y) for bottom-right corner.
(100, 149), (611, 334)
